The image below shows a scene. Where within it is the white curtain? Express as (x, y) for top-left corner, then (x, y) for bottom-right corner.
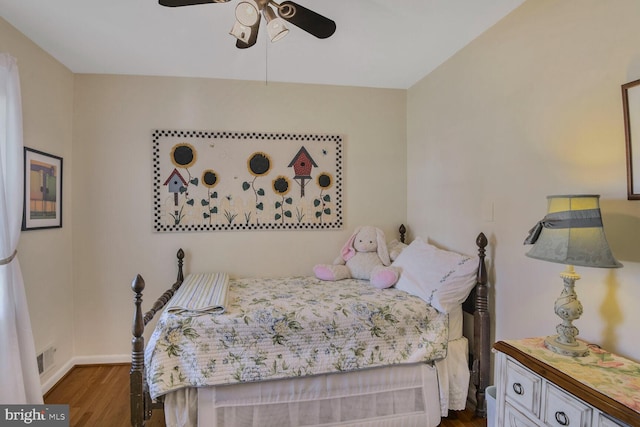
(0, 53), (43, 404)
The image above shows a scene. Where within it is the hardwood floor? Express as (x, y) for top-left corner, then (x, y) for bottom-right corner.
(44, 364), (164, 427)
(44, 364), (486, 427)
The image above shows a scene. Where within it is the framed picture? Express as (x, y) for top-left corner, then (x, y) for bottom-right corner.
(622, 78), (640, 200)
(22, 147), (63, 230)
(152, 130), (343, 232)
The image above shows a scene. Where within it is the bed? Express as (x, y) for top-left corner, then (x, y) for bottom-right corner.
(130, 226), (490, 426)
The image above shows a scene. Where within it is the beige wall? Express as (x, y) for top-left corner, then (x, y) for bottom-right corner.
(71, 75), (407, 356)
(408, 0), (640, 360)
(0, 18), (75, 386)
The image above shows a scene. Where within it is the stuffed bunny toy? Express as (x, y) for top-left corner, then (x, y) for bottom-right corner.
(313, 226), (400, 289)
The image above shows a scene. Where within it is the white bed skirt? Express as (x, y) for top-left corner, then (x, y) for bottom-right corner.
(164, 337), (469, 427)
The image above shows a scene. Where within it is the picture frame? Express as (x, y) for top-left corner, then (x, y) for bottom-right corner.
(22, 147), (63, 230)
(152, 130), (343, 232)
(622, 78), (640, 200)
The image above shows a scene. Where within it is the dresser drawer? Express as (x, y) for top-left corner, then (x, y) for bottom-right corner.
(543, 383), (592, 427)
(596, 414), (630, 427)
(505, 358), (542, 417)
(505, 402), (541, 427)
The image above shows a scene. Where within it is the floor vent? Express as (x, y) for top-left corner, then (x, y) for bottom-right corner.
(37, 346), (56, 376)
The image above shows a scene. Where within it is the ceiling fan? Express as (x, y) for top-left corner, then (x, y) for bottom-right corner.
(159, 0), (337, 49)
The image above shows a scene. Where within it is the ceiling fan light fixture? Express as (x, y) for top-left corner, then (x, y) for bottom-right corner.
(235, 1), (259, 26)
(263, 6), (289, 42)
(229, 20), (252, 44)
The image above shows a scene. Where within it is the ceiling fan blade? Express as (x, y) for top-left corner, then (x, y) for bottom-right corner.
(277, 1), (336, 39)
(236, 18), (261, 49)
(159, 0), (229, 7)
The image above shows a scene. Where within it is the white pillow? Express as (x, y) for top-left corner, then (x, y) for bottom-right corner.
(391, 237), (478, 313)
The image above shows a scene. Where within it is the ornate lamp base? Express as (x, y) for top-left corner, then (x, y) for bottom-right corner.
(544, 334), (589, 357)
(545, 265), (590, 357)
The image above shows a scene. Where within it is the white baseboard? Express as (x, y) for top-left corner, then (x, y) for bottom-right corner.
(72, 354), (130, 365)
(41, 354), (130, 395)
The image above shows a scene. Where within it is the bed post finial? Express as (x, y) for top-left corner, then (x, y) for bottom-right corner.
(399, 224), (406, 243)
(177, 248), (185, 282)
(131, 274), (145, 343)
(476, 232), (487, 257)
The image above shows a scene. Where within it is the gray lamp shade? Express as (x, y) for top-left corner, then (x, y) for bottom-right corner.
(525, 195), (622, 268)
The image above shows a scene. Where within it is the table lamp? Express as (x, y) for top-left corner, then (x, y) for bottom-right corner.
(524, 195), (622, 357)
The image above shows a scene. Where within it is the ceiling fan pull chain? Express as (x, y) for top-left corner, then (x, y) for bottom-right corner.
(265, 35), (268, 85)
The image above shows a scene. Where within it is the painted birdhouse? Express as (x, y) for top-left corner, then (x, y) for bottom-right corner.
(164, 168), (187, 194)
(288, 146), (317, 178)
(288, 146), (318, 197)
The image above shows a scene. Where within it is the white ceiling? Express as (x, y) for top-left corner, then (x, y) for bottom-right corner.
(0, 0), (525, 89)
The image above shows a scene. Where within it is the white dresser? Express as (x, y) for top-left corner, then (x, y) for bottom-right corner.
(493, 338), (639, 427)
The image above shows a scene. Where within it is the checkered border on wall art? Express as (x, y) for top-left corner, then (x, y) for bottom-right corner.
(153, 130), (343, 232)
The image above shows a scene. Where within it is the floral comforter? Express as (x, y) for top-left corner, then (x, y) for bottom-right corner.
(145, 276), (449, 399)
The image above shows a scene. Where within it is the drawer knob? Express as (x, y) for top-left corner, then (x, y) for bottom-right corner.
(512, 382), (524, 395)
(555, 411), (569, 426)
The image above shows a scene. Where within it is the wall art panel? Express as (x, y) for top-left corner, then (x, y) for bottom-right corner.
(153, 130), (343, 232)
